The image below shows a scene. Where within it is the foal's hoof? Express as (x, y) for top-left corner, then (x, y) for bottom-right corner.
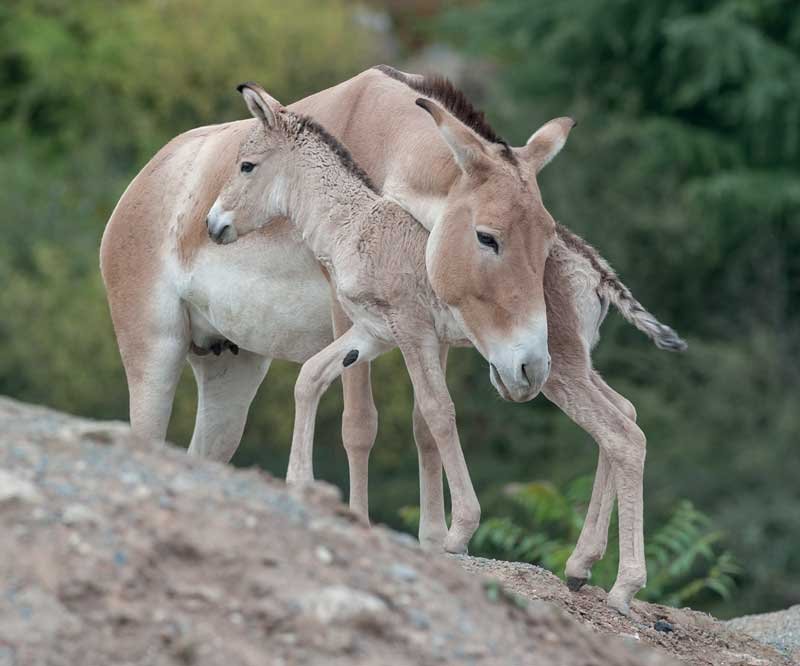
(566, 576), (587, 592)
(606, 588), (633, 617)
(444, 534), (470, 555)
(418, 531), (447, 553)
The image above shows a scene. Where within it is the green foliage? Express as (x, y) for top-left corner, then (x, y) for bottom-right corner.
(402, 478), (740, 608)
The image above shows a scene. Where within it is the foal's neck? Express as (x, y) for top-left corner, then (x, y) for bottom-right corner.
(280, 115), (379, 258)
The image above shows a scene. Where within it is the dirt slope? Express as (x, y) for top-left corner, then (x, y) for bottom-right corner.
(0, 396), (787, 665)
(458, 558), (790, 666)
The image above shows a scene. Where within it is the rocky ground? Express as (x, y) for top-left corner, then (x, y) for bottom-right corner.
(0, 396), (793, 665)
(726, 606), (800, 664)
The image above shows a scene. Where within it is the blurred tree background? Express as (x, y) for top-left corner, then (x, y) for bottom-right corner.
(1, 0), (798, 617)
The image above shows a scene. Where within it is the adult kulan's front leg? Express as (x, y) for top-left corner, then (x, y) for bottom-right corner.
(398, 335), (480, 554)
(331, 299), (378, 522)
(544, 372), (647, 616)
(287, 327), (385, 485)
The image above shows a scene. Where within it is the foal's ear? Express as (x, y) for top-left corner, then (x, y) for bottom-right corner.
(516, 117), (576, 174)
(237, 82), (283, 129)
(415, 97), (486, 174)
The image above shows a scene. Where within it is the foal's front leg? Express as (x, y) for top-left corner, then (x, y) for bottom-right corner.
(412, 344), (450, 550)
(397, 331), (480, 554)
(331, 299), (378, 522)
(286, 327), (386, 484)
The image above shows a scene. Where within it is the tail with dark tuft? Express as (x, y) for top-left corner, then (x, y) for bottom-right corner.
(598, 278), (688, 351)
(555, 223), (688, 352)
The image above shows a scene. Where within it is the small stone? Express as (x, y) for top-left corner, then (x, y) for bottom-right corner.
(0, 470), (42, 507)
(62, 503), (99, 525)
(315, 545), (334, 565)
(387, 562), (418, 583)
(301, 585), (388, 626)
(654, 619), (674, 633)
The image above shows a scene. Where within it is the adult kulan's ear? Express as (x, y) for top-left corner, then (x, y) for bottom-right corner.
(515, 117), (576, 174)
(237, 82), (283, 128)
(415, 97), (486, 174)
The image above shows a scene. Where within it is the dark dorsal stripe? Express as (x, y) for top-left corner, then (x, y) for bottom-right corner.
(555, 222), (624, 294)
(286, 111), (379, 194)
(373, 64), (516, 163)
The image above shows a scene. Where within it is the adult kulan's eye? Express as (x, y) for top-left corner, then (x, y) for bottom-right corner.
(476, 231), (499, 254)
(240, 161), (256, 173)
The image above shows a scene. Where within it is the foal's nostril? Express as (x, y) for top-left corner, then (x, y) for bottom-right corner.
(521, 364), (531, 386)
(205, 217), (209, 227)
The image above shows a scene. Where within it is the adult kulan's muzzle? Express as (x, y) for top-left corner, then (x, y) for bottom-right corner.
(487, 319), (550, 402)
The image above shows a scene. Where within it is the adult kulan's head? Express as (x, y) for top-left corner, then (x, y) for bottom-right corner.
(207, 82), (574, 402)
(412, 97), (574, 402)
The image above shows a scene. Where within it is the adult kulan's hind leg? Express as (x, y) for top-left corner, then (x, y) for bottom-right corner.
(118, 297), (189, 443)
(412, 344), (449, 550)
(332, 301), (378, 522)
(187, 349), (271, 462)
(544, 369), (647, 616)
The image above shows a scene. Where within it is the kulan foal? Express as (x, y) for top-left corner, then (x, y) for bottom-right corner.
(208, 82), (573, 556)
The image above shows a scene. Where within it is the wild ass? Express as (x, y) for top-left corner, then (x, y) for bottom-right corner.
(209, 81), (571, 555)
(100, 66), (685, 614)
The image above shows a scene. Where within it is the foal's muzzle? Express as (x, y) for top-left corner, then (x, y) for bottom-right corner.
(205, 200), (238, 245)
(206, 216), (237, 245)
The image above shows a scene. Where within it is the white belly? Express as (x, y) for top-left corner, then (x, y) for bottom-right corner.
(176, 228), (333, 363)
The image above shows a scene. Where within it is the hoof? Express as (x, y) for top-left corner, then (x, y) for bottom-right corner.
(444, 535), (469, 555)
(606, 589), (632, 617)
(419, 532), (447, 552)
(566, 576), (587, 592)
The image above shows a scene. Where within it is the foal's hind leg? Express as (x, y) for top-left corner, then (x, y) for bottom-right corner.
(544, 369), (647, 615)
(187, 349), (270, 462)
(559, 374), (639, 590)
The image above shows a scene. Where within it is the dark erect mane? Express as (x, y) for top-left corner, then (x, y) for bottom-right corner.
(373, 64), (516, 163)
(287, 112), (379, 194)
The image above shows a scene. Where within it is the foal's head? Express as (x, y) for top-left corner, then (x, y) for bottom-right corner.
(205, 84), (301, 245)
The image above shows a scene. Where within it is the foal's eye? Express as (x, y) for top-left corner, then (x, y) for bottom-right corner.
(476, 231), (499, 254)
(240, 161), (256, 173)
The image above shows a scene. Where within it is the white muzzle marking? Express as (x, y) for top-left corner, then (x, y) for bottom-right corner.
(206, 199), (238, 245)
(488, 317), (550, 402)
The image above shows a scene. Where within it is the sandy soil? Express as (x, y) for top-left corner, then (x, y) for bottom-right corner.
(0, 396), (790, 665)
